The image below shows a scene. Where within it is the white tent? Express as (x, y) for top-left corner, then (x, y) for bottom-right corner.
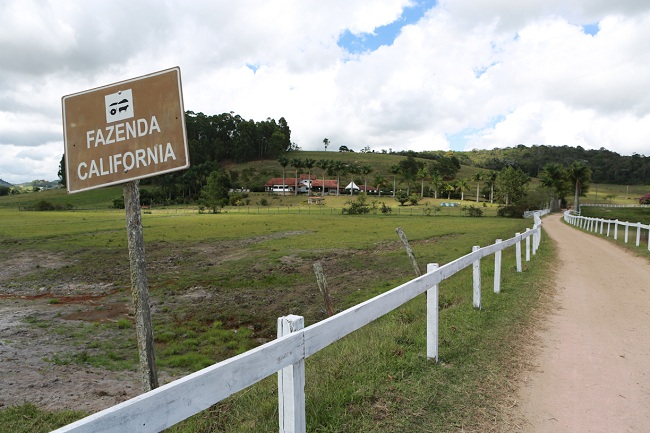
(345, 182), (360, 190)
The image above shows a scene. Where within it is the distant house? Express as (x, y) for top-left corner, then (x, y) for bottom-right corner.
(265, 175), (341, 194)
(264, 175), (378, 195)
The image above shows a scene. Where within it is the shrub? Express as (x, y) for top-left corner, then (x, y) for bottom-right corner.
(395, 190), (409, 206)
(497, 204), (526, 218)
(461, 205), (484, 217)
(639, 193), (650, 204)
(343, 194), (371, 215)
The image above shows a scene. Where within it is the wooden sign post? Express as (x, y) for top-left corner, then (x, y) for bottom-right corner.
(62, 68), (189, 391)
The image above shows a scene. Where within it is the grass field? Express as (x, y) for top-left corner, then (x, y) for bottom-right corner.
(0, 187), (555, 432)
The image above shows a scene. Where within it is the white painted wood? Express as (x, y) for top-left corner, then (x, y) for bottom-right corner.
(525, 229), (531, 262)
(472, 246), (481, 309)
(636, 223), (641, 247)
(426, 263), (439, 362)
(278, 315), (306, 433)
(625, 223), (629, 243)
(607, 221), (611, 237)
(614, 220), (619, 239)
(494, 239), (502, 294)
(515, 233), (522, 272)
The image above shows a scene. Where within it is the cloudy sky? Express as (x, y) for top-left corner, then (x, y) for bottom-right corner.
(2, 0), (650, 184)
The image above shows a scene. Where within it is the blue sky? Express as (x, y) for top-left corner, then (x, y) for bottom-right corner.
(338, 1), (436, 54)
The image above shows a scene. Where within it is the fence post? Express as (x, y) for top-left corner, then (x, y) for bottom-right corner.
(494, 239), (502, 294)
(625, 223), (629, 243)
(472, 246), (481, 309)
(599, 219), (604, 235)
(636, 222), (641, 247)
(607, 221), (611, 237)
(426, 263), (439, 362)
(614, 220), (618, 240)
(525, 229), (531, 262)
(278, 315), (306, 433)
(515, 233), (522, 272)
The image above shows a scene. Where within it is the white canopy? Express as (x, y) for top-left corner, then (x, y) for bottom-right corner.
(345, 182), (360, 190)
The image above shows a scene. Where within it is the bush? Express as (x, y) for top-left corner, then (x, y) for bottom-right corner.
(497, 204), (526, 218)
(461, 205), (484, 217)
(31, 200), (73, 211)
(395, 191), (409, 206)
(639, 193), (650, 204)
(343, 194), (371, 215)
(408, 194), (420, 206)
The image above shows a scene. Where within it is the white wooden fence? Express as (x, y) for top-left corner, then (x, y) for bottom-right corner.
(564, 211), (650, 251)
(51, 214), (544, 433)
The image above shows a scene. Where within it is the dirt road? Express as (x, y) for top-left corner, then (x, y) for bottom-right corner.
(517, 214), (650, 432)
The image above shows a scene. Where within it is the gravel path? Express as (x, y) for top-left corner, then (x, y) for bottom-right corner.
(517, 214), (650, 432)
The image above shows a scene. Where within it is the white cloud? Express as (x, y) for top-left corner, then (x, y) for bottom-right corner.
(1, 0), (650, 183)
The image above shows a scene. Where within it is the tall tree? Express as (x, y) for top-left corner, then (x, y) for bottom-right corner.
(398, 156), (420, 195)
(304, 158), (316, 196)
(316, 159), (330, 197)
(417, 167), (429, 198)
(567, 160), (592, 211)
(472, 171), (484, 202)
(331, 160), (346, 196)
(323, 138), (330, 152)
(486, 170), (498, 203)
(539, 163), (570, 211)
(389, 164), (401, 198)
(290, 158), (303, 196)
(429, 171), (442, 199)
(361, 164), (374, 193)
(374, 173), (388, 198)
(456, 178), (469, 201)
(496, 166), (530, 206)
(278, 156), (289, 196)
(58, 154), (67, 188)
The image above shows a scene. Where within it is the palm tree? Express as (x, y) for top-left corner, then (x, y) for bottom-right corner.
(444, 182), (455, 200)
(316, 159), (330, 197)
(278, 156), (289, 196)
(374, 173), (388, 197)
(472, 171), (484, 203)
(361, 164), (373, 193)
(290, 157), (303, 196)
(540, 162), (569, 211)
(304, 158), (316, 196)
(430, 171), (442, 199)
(456, 178), (469, 201)
(567, 160), (592, 211)
(486, 171), (498, 203)
(417, 167), (430, 198)
(323, 138), (330, 152)
(331, 160), (346, 196)
(389, 164), (401, 198)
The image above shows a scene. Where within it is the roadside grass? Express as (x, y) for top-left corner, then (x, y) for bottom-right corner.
(0, 204), (550, 432)
(0, 403), (85, 433)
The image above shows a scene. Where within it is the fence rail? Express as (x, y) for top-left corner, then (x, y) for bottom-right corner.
(52, 214), (545, 433)
(563, 211), (650, 251)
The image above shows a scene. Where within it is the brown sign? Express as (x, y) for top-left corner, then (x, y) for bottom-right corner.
(62, 67), (189, 193)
